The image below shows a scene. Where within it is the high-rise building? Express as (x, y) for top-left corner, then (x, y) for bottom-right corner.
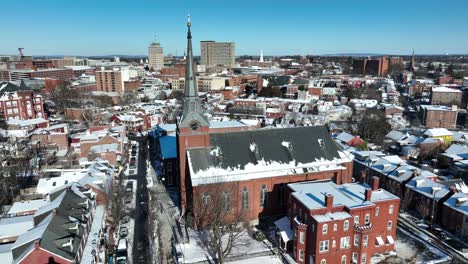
(148, 42), (164, 71)
(200, 41), (235, 67)
(352, 56), (389, 76)
(95, 67), (130, 94)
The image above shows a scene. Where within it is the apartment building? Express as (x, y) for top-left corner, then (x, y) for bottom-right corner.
(278, 179), (399, 264)
(148, 42), (164, 71)
(200, 41), (235, 67)
(95, 67), (130, 94)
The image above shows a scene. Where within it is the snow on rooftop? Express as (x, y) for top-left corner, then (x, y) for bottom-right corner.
(7, 199), (49, 215)
(188, 154), (350, 186)
(313, 211), (352, 223)
(423, 128), (453, 137)
(432, 86), (462, 93)
(0, 215), (34, 240)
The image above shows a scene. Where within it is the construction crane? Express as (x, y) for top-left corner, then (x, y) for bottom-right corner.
(18, 48), (24, 58)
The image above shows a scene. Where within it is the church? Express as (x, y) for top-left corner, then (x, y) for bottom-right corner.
(176, 17), (353, 224)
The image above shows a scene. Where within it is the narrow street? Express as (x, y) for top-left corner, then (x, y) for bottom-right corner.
(398, 215), (468, 263)
(132, 137), (151, 264)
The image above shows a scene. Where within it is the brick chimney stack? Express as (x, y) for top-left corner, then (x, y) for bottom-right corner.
(372, 176), (380, 191)
(325, 193), (334, 212)
(360, 171), (367, 184)
(365, 189), (373, 201)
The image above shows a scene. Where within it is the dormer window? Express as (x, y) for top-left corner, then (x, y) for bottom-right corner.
(61, 237), (74, 252)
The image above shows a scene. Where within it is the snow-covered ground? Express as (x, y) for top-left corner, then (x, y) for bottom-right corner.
(175, 228), (277, 264)
(372, 228), (451, 264)
(226, 255), (282, 264)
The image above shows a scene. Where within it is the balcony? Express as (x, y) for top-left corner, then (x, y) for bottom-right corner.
(354, 223), (373, 233)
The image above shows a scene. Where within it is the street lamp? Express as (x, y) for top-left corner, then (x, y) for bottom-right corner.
(431, 186), (441, 229)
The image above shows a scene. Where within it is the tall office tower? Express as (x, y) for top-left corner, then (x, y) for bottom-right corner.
(200, 41), (235, 67)
(148, 42), (164, 71)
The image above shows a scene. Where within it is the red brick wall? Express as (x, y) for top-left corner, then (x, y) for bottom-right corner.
(423, 109), (457, 129)
(19, 247), (73, 264)
(191, 163), (353, 222)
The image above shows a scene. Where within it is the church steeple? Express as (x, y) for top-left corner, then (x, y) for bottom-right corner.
(179, 15), (209, 129)
(409, 48), (415, 72)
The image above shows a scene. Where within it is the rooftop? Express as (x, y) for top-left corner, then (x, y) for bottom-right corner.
(289, 180), (398, 211)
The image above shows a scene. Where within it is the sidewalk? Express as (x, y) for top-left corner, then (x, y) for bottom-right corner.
(148, 164), (181, 264)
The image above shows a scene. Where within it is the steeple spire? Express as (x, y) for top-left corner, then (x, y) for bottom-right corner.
(409, 48), (415, 72)
(179, 15), (209, 128)
(184, 14), (197, 98)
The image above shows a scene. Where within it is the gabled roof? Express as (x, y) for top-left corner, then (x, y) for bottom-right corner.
(443, 192), (468, 215)
(336, 132), (355, 144)
(187, 126), (351, 185)
(386, 130), (407, 142)
(406, 176), (450, 201)
(12, 185), (94, 263)
(0, 81), (30, 97)
(424, 128), (453, 137)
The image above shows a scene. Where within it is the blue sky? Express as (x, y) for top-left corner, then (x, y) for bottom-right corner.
(2, 0), (468, 56)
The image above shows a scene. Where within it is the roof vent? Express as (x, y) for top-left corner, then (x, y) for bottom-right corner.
(415, 179), (425, 187)
(456, 197), (467, 207)
(317, 138), (324, 148)
(249, 142), (261, 161)
(431, 186), (442, 195)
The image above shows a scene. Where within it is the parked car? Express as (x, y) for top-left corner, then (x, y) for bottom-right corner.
(116, 238), (128, 263)
(119, 226), (128, 237)
(120, 215), (130, 224)
(125, 182), (133, 191)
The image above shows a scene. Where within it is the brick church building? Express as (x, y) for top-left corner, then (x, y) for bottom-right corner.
(175, 18), (353, 224)
(170, 17), (401, 264)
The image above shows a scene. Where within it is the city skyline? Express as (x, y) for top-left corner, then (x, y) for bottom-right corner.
(1, 0), (468, 56)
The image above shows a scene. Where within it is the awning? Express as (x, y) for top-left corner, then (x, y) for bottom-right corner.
(386, 235), (395, 244)
(376, 236), (385, 246)
(274, 216), (293, 242)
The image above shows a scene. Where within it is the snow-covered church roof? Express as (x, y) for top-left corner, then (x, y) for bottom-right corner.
(187, 126), (352, 185)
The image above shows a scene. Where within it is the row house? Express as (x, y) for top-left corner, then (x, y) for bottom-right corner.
(10, 184), (99, 264)
(0, 90), (45, 120)
(277, 178), (399, 264)
(352, 151), (468, 240)
(438, 144), (468, 181)
(440, 192), (468, 240)
(353, 152), (437, 202)
(110, 113), (145, 131)
(404, 176), (452, 221)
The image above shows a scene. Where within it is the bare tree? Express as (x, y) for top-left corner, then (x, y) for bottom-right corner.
(48, 84), (84, 114)
(192, 184), (249, 264)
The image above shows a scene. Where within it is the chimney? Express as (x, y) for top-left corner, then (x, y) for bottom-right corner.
(372, 176), (380, 191)
(34, 240), (40, 249)
(360, 171), (367, 184)
(365, 189), (373, 201)
(325, 194), (334, 211)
